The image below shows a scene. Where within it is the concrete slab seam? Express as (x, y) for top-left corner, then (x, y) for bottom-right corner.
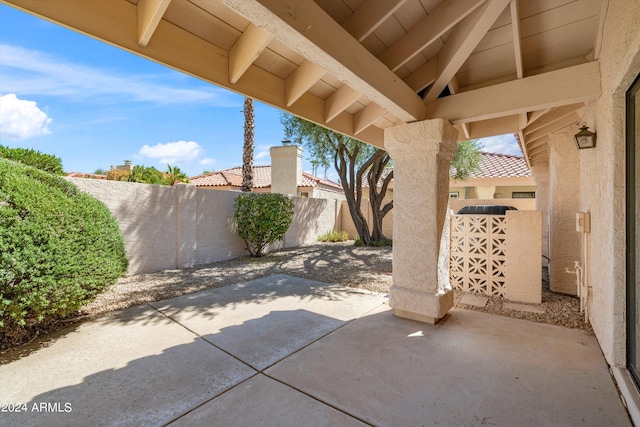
(145, 303), (258, 372)
(261, 372), (375, 427)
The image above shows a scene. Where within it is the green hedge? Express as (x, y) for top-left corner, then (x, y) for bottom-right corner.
(0, 145), (64, 175)
(0, 159), (128, 330)
(234, 193), (294, 257)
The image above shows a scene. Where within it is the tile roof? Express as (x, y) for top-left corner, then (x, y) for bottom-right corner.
(190, 166), (342, 191)
(66, 172), (107, 179)
(451, 152), (531, 179)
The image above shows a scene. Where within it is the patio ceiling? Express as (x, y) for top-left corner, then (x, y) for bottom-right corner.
(2, 0), (606, 166)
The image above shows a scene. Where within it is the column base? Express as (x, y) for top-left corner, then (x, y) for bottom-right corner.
(389, 285), (453, 324)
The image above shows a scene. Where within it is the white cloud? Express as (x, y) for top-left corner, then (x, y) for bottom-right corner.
(0, 44), (239, 107)
(199, 157), (215, 165)
(138, 141), (203, 164)
(255, 150), (270, 160)
(0, 93), (52, 140)
(254, 144), (271, 163)
(477, 134), (523, 156)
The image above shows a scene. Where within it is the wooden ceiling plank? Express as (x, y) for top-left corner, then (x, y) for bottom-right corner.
(220, 0), (424, 122)
(525, 112), (580, 143)
(354, 103), (386, 134)
(342, 0), (407, 42)
(378, 0), (486, 72)
(325, 85), (361, 123)
(229, 23), (273, 84)
(526, 135), (550, 150)
(426, 61), (600, 124)
(524, 102), (584, 134)
(528, 144), (549, 157)
(510, 0), (523, 79)
(285, 59), (326, 107)
(423, 0), (510, 104)
(137, 0), (172, 47)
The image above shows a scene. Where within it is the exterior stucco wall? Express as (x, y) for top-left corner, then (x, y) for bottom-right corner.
(548, 130), (581, 295)
(579, 0), (640, 365)
(68, 178), (342, 276)
(310, 187), (347, 201)
(495, 185), (536, 198)
(339, 200), (394, 239)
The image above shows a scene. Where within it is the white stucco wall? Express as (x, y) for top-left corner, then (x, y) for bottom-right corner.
(579, 0), (640, 365)
(68, 178), (342, 276)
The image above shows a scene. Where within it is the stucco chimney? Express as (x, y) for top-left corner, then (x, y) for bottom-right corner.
(270, 145), (302, 196)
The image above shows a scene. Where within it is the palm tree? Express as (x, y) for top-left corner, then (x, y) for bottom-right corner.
(241, 97), (254, 192)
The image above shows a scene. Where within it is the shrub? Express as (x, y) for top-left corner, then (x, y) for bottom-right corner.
(0, 159), (128, 332)
(234, 193), (294, 257)
(105, 167), (130, 181)
(129, 165), (165, 185)
(0, 145), (64, 175)
(318, 230), (349, 242)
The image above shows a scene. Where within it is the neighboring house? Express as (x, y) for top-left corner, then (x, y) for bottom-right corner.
(190, 145), (345, 201)
(449, 152), (535, 200)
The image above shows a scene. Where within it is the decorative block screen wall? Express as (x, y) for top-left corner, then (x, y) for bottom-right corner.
(450, 215), (508, 297)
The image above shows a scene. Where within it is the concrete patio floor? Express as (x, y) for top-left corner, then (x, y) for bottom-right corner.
(0, 274), (631, 426)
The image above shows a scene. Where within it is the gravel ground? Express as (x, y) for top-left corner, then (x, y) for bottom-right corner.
(1, 241), (591, 353)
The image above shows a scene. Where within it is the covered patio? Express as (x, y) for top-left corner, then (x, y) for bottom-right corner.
(0, 275), (630, 426)
(2, 0), (640, 423)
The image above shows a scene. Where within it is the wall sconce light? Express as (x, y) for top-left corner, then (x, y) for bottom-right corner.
(574, 123), (597, 149)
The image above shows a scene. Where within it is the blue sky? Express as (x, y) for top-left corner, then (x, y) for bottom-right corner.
(0, 4), (521, 180)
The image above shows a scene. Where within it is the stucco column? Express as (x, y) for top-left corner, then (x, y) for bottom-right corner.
(548, 131), (580, 295)
(385, 119), (458, 323)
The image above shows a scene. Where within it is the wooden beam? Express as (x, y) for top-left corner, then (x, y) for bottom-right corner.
(137, 0), (172, 47)
(465, 115), (519, 140)
(510, 0), (523, 79)
(590, 0), (610, 60)
(354, 103), (385, 134)
(378, 0), (485, 71)
(526, 108), (552, 127)
(325, 85), (361, 123)
(228, 23), (273, 84)
(221, 0), (424, 122)
(423, 0), (510, 104)
(516, 130), (531, 168)
(342, 0), (407, 42)
(525, 103), (584, 135)
(285, 60), (326, 107)
(403, 57), (437, 93)
(426, 62), (601, 124)
(448, 77), (471, 138)
(526, 113), (580, 143)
